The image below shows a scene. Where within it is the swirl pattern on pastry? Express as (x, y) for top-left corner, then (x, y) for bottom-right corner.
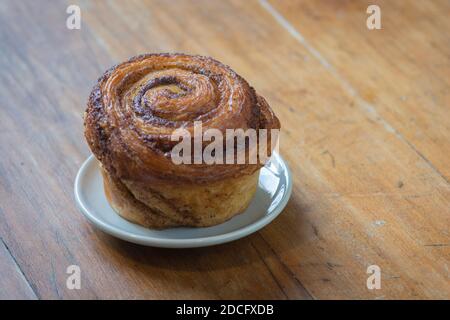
(84, 53), (280, 183)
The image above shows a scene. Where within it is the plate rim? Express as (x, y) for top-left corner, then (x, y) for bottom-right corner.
(74, 153), (292, 248)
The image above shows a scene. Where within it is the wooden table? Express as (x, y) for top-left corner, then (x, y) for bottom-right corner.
(0, 0), (449, 300)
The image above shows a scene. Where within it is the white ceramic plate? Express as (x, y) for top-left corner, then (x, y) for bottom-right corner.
(74, 153), (292, 248)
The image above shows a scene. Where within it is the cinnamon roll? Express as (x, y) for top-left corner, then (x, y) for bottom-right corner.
(84, 53), (280, 229)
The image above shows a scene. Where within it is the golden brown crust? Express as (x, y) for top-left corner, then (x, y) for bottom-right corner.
(85, 53), (280, 228)
(102, 167), (259, 228)
(84, 53), (280, 184)
(102, 168), (179, 229)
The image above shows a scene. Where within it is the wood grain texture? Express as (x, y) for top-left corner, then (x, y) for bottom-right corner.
(0, 0), (448, 299)
(266, 0), (450, 181)
(0, 240), (37, 299)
